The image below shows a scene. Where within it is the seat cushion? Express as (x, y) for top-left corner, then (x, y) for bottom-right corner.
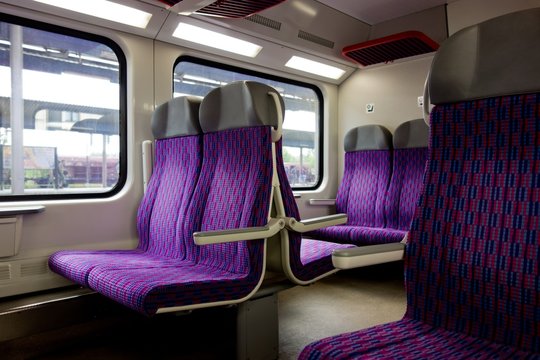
(48, 250), (146, 286)
(299, 318), (538, 360)
(87, 260), (258, 316)
(309, 225), (406, 246)
(300, 239), (353, 265)
(275, 139), (354, 282)
(291, 238), (354, 281)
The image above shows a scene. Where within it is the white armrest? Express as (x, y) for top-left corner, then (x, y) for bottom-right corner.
(193, 218), (285, 245)
(285, 213), (347, 233)
(142, 140), (153, 193)
(332, 243), (405, 269)
(309, 199), (336, 206)
(0, 205), (45, 216)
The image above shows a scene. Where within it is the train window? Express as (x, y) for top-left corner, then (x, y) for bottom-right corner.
(173, 57), (323, 190)
(0, 15), (126, 199)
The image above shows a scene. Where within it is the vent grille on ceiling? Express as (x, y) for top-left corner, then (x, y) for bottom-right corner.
(298, 30), (334, 49)
(0, 264), (11, 281)
(246, 14), (282, 31)
(197, 0), (286, 18)
(343, 31), (439, 67)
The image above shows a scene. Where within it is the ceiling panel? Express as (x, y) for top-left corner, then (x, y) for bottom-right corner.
(315, 0), (450, 24)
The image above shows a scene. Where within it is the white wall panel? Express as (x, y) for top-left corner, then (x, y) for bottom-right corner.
(447, 0), (540, 35)
(337, 56), (433, 183)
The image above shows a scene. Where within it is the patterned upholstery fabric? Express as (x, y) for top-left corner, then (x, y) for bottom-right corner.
(309, 149), (398, 245)
(48, 136), (202, 286)
(87, 127), (272, 315)
(300, 94), (540, 358)
(275, 140), (353, 282)
(406, 95), (540, 350)
(384, 147), (428, 231)
(309, 128), (427, 246)
(299, 318), (537, 360)
(337, 150), (391, 227)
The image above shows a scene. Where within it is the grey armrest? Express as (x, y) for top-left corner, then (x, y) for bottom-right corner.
(308, 199), (336, 206)
(194, 218), (285, 245)
(332, 243), (405, 269)
(285, 213), (347, 233)
(0, 205), (45, 217)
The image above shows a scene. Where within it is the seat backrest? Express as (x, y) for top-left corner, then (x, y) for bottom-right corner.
(275, 138), (348, 283)
(406, 8), (540, 352)
(184, 81), (280, 280)
(136, 96), (202, 258)
(385, 119), (429, 231)
(336, 125), (392, 228)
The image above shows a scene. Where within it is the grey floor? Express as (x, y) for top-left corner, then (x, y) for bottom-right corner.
(278, 262), (406, 359)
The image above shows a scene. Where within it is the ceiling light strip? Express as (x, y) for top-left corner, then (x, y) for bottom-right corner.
(173, 22), (262, 58)
(32, 0), (153, 29)
(285, 56), (346, 80)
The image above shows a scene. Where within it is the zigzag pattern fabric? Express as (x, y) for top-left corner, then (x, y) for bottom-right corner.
(275, 140), (352, 282)
(338, 150), (391, 227)
(406, 95), (540, 350)
(185, 127), (271, 275)
(299, 318), (537, 359)
(300, 94), (540, 358)
(48, 136), (202, 286)
(308, 138), (427, 245)
(385, 147), (428, 230)
(308, 150), (397, 245)
(87, 127), (272, 315)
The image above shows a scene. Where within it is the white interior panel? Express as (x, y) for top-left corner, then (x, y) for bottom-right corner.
(447, 0), (540, 35)
(337, 56), (433, 183)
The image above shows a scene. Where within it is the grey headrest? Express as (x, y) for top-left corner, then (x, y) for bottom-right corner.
(429, 8), (540, 104)
(199, 81), (284, 133)
(344, 125), (392, 152)
(393, 119), (429, 149)
(152, 97), (202, 139)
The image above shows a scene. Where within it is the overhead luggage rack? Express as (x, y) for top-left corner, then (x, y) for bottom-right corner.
(342, 31), (439, 67)
(157, 0), (286, 18)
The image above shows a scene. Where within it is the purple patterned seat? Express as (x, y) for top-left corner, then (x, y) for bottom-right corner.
(384, 118), (429, 238)
(85, 81), (281, 315)
(309, 125), (399, 245)
(300, 8), (540, 359)
(49, 96), (203, 287)
(275, 139), (354, 284)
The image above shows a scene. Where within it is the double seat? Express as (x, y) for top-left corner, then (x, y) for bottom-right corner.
(49, 81), (353, 316)
(309, 119), (429, 248)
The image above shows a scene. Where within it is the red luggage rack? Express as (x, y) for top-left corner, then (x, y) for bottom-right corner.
(158, 0), (286, 18)
(343, 31), (439, 67)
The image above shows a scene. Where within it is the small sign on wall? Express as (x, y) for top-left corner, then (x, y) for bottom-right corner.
(365, 103), (374, 113)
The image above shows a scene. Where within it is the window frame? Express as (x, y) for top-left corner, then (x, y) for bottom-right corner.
(173, 55), (324, 191)
(0, 12), (127, 201)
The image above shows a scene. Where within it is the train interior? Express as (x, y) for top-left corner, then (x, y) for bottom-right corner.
(0, 0), (539, 359)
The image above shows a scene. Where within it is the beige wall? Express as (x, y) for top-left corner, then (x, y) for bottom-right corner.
(336, 55), (433, 182)
(447, 0), (540, 35)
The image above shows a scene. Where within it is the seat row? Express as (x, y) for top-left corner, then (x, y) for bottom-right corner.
(49, 81), (353, 316)
(309, 119), (429, 247)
